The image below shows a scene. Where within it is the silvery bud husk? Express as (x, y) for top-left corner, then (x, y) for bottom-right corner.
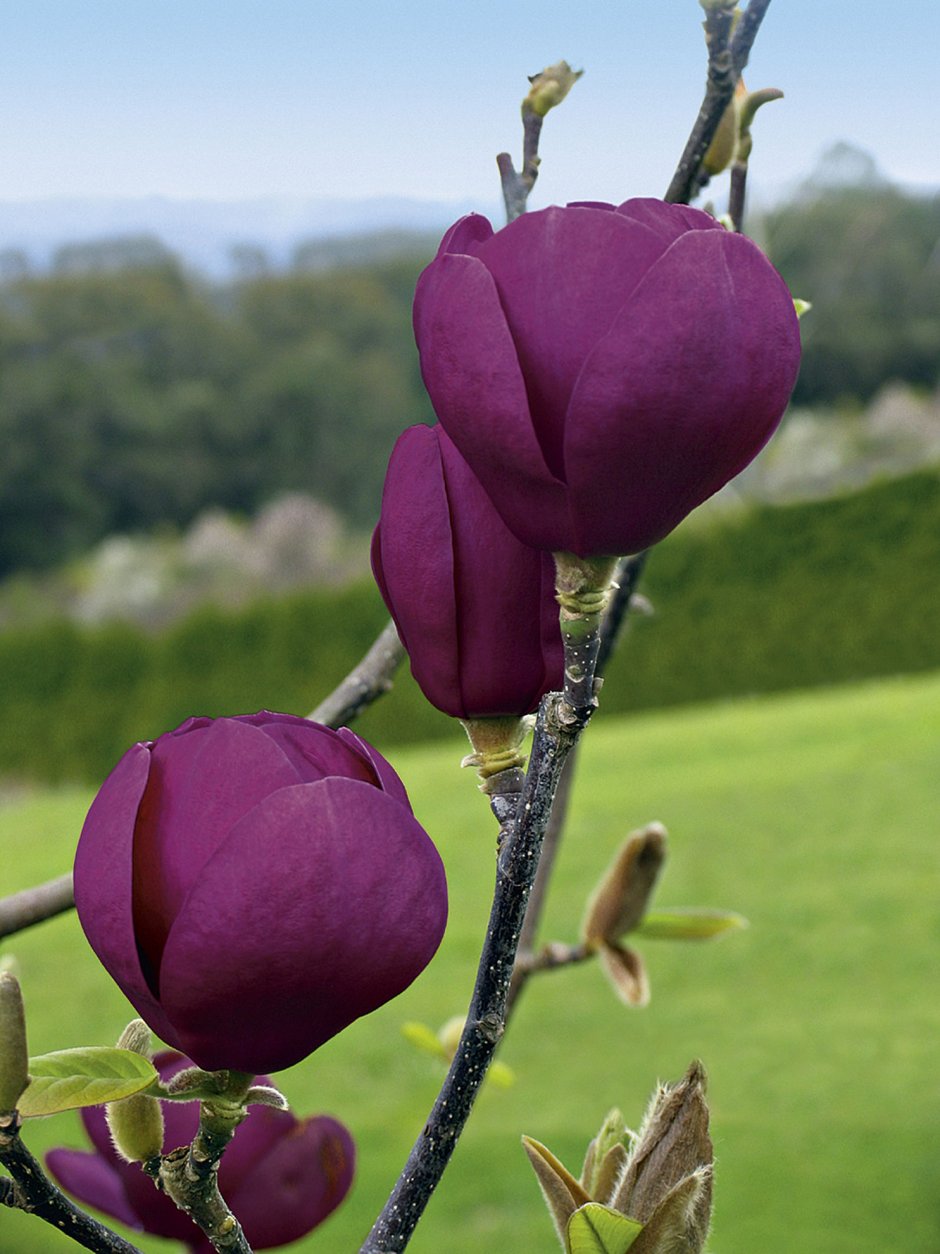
(523, 1062), (713, 1253)
(581, 824), (667, 1007)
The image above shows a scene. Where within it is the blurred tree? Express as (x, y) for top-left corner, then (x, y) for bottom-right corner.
(764, 145), (940, 405)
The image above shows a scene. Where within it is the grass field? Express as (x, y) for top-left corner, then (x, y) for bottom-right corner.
(1, 671), (938, 1252)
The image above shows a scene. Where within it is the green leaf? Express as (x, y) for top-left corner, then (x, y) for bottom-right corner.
(488, 1061), (516, 1089)
(566, 1203), (643, 1254)
(401, 1022), (449, 1062)
(18, 1047), (158, 1117)
(635, 908), (748, 941)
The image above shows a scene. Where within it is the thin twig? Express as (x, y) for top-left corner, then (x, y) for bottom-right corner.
(513, 940), (592, 981)
(728, 162), (748, 232)
(497, 108), (544, 223)
(664, 0), (773, 206)
(0, 1114), (144, 1254)
(731, 0), (774, 75)
(0, 872), (74, 941)
(309, 617), (405, 728)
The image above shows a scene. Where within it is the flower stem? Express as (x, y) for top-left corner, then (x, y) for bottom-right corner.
(157, 1077), (254, 1254)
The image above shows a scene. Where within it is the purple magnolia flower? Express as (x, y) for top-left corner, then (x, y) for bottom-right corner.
(74, 712), (447, 1075)
(46, 1052), (355, 1252)
(414, 198), (801, 557)
(372, 424), (564, 720)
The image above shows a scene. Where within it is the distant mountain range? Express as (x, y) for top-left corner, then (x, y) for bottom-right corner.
(0, 195), (501, 276)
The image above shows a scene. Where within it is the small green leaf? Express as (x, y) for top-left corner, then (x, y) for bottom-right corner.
(635, 909), (748, 941)
(401, 1022), (449, 1062)
(567, 1203), (643, 1254)
(19, 1047), (158, 1117)
(793, 298), (812, 319)
(488, 1061), (516, 1088)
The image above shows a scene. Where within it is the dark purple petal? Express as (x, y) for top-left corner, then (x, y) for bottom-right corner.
(156, 778), (447, 1073)
(435, 212), (494, 258)
(372, 425), (464, 716)
(374, 426), (563, 717)
(226, 1114), (355, 1247)
(130, 718), (303, 983)
(563, 228), (800, 554)
(414, 250), (572, 548)
(335, 727), (413, 811)
(436, 429), (564, 715)
(414, 214), (494, 361)
(216, 1104), (297, 1194)
(45, 1149), (141, 1231)
(615, 197), (726, 242)
(472, 205), (672, 478)
(80, 1102), (121, 1165)
(252, 716), (378, 787)
(74, 743), (178, 1047)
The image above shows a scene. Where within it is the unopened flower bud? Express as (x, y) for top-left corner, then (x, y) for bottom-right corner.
(523, 61), (583, 118)
(0, 972), (29, 1112)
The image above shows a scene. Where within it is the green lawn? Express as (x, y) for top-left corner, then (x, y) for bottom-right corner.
(2, 671), (939, 1252)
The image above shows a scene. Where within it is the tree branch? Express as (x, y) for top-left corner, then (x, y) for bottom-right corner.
(157, 1091), (254, 1254)
(507, 551), (649, 1015)
(308, 617), (405, 728)
(497, 107), (544, 223)
(0, 1113), (144, 1254)
(361, 672), (598, 1251)
(731, 0), (774, 75)
(728, 161), (748, 232)
(664, 0), (773, 206)
(0, 872), (74, 941)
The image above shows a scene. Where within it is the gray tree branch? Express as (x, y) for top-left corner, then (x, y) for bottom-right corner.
(0, 1113), (144, 1254)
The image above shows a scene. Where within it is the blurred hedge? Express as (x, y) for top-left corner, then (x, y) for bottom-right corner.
(2, 470), (938, 784)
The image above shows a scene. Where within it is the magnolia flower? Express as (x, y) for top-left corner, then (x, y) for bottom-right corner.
(414, 198), (800, 557)
(74, 712), (447, 1074)
(372, 423), (563, 720)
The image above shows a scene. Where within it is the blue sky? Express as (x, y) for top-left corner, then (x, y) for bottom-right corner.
(1, 0), (937, 212)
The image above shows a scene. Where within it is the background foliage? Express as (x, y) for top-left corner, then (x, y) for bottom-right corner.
(1, 467), (937, 784)
(1, 163), (938, 577)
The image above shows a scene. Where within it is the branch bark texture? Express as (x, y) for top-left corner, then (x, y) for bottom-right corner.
(0, 873), (74, 941)
(497, 108), (544, 223)
(309, 617), (405, 728)
(664, 0), (773, 206)
(0, 1113), (143, 1254)
(360, 690), (594, 1252)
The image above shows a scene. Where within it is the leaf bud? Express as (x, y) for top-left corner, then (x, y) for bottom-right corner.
(523, 61), (583, 118)
(523, 1063), (713, 1252)
(106, 1091), (164, 1164)
(106, 1020), (163, 1163)
(0, 971), (29, 1112)
(245, 1084), (290, 1111)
